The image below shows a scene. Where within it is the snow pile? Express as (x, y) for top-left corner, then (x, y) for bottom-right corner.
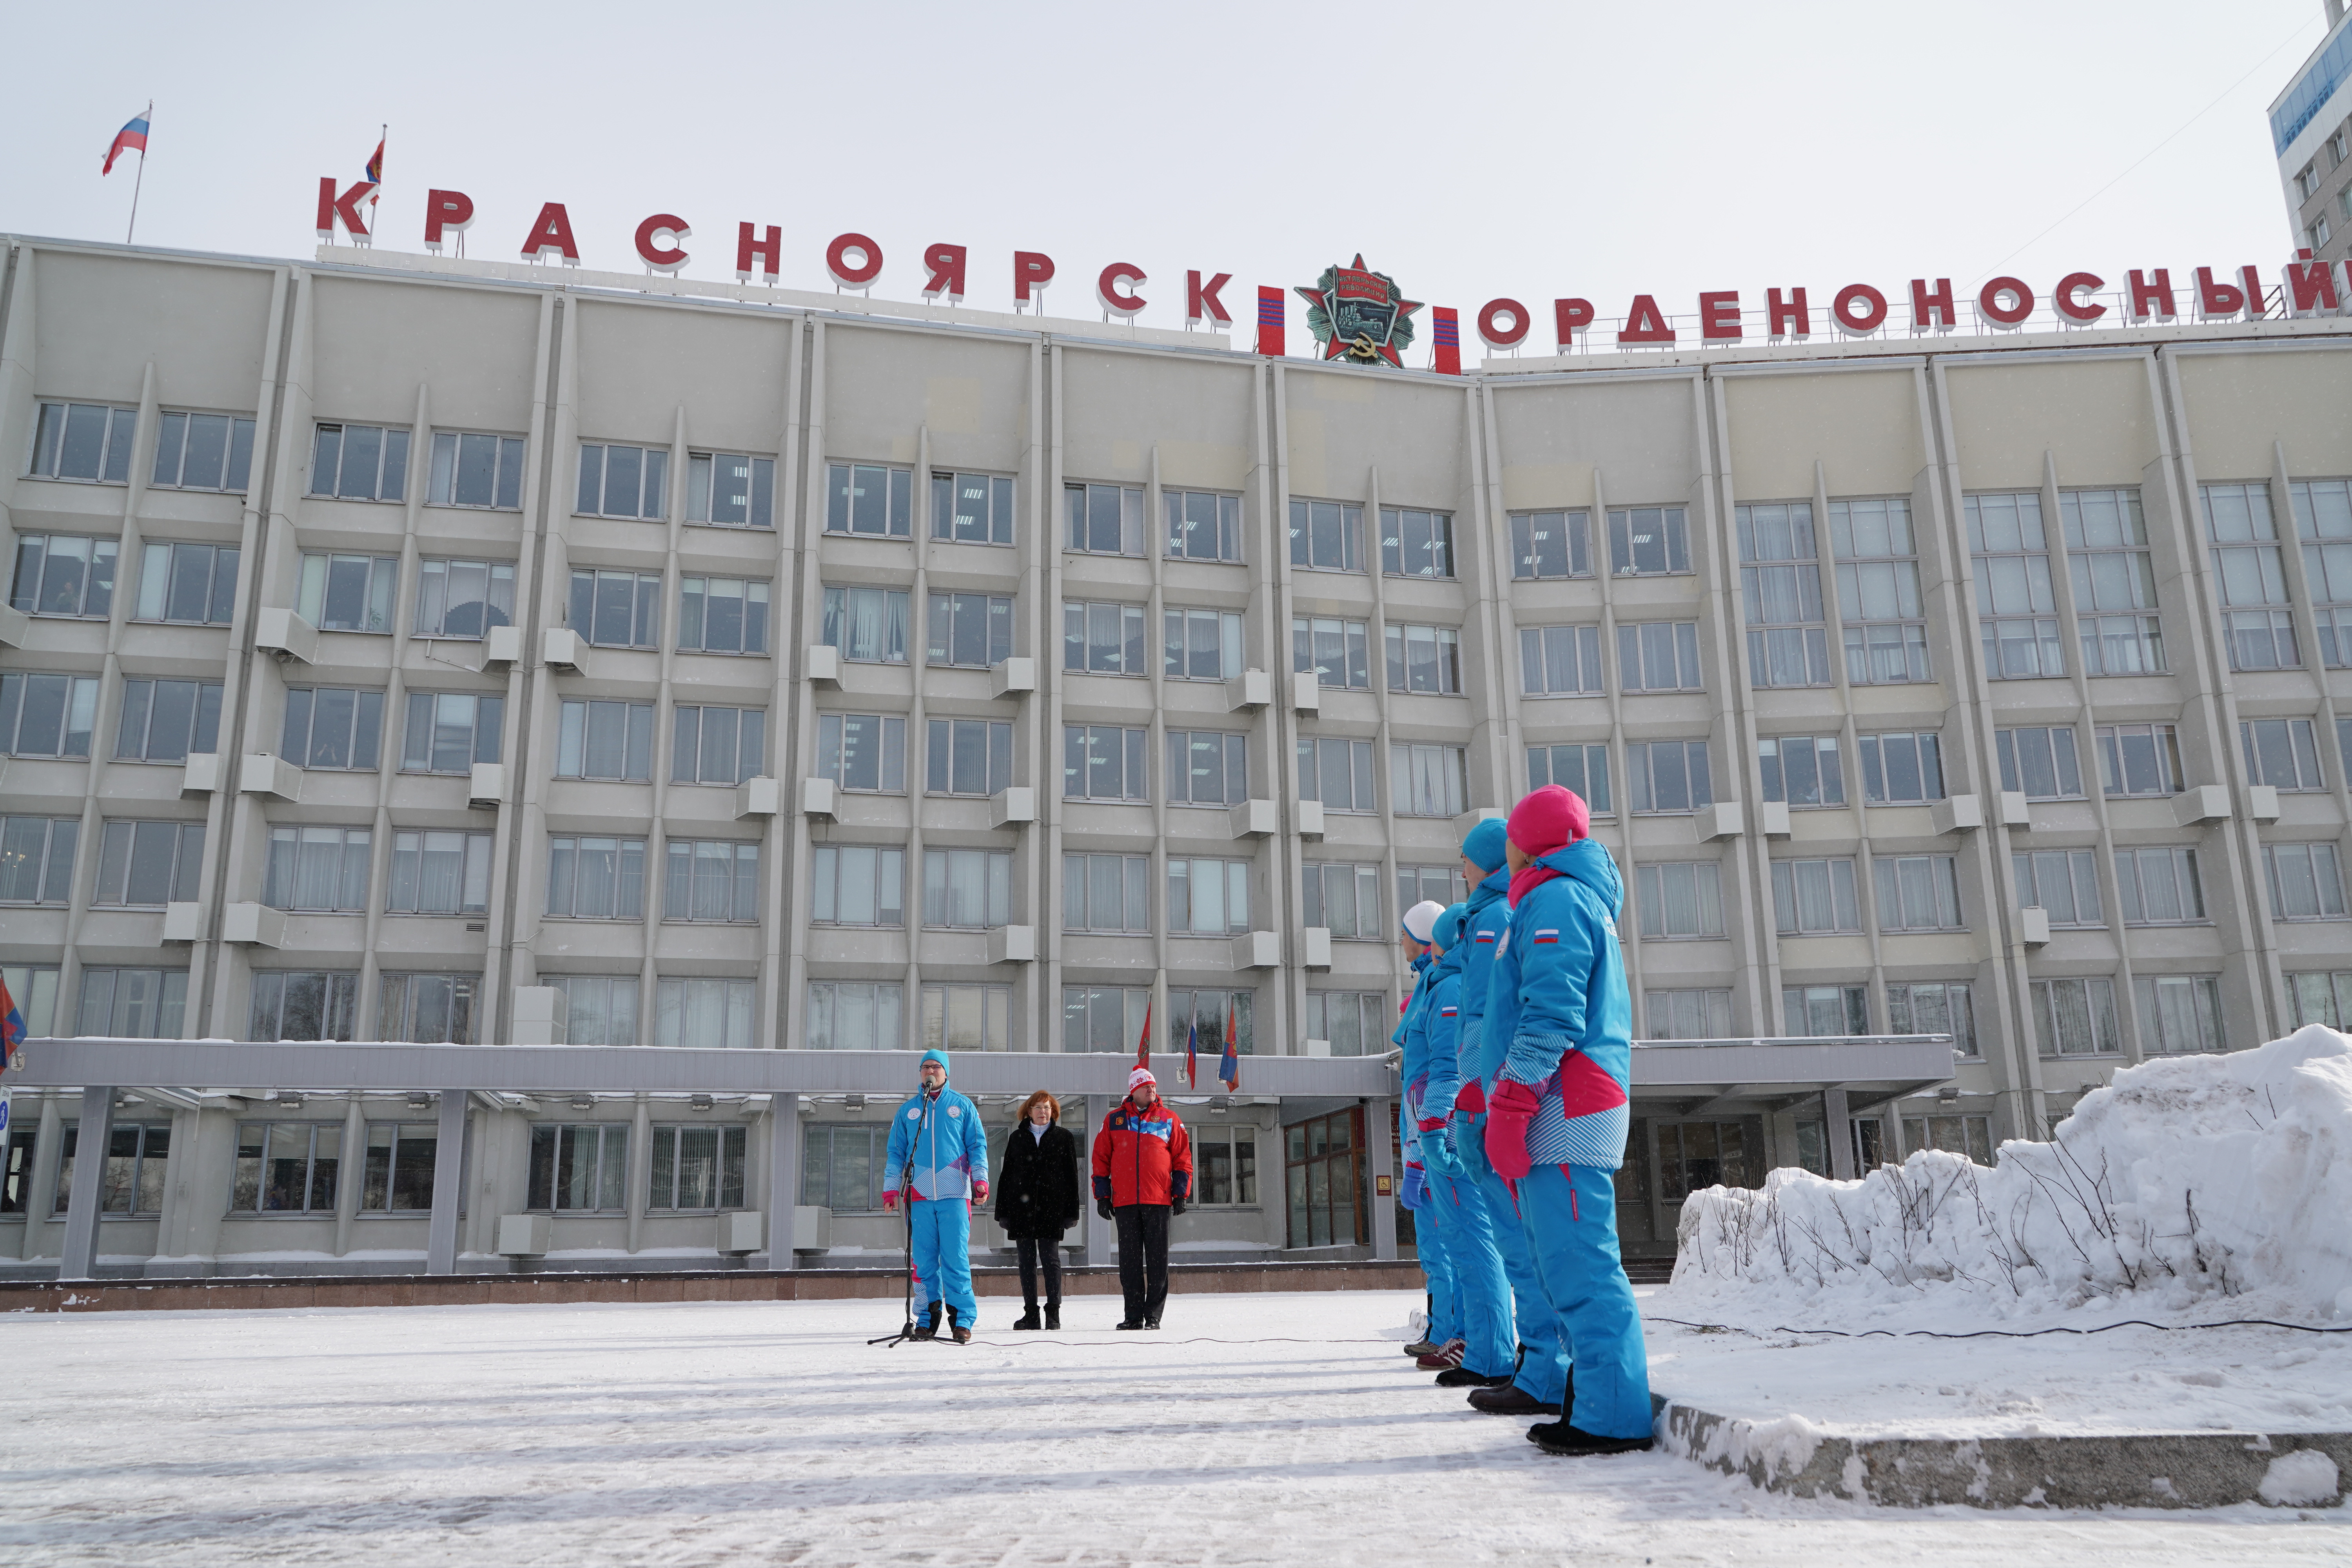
(1666, 1025), (2352, 1323)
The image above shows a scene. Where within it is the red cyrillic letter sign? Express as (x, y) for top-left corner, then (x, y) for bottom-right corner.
(1832, 284), (1887, 335)
(2127, 269), (2175, 322)
(2194, 266), (2247, 319)
(1478, 298), (1531, 350)
(1975, 277), (2034, 329)
(2052, 272), (2105, 324)
(923, 243), (968, 303)
(1618, 294), (1675, 345)
(2283, 251), (2344, 316)
(1768, 287), (1810, 338)
(316, 177), (375, 241)
(521, 202), (580, 263)
(1013, 251), (1056, 306)
(737, 224), (781, 283)
(1911, 277), (1956, 330)
(827, 233), (882, 289)
(1187, 270), (1233, 326)
(423, 189), (474, 252)
(634, 214), (690, 274)
(1698, 290), (1742, 341)
(1098, 263), (1147, 318)
(1554, 298), (1595, 347)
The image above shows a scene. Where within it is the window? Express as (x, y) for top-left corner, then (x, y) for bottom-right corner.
(2096, 723), (2183, 797)
(657, 978), (755, 1049)
(2288, 969), (2352, 1030)
(2338, 129), (2351, 168)
(1617, 621), (1703, 691)
(686, 451), (775, 528)
(1170, 989), (1253, 1056)
(1888, 982), (1977, 1058)
(1656, 1121), (1752, 1198)
(401, 692), (504, 774)
(1288, 498), (1363, 572)
(1967, 492), (2063, 679)
(76, 969), (189, 1038)
(2032, 977), (2120, 1056)
(1065, 987), (1150, 1053)
(1856, 731), (1943, 805)
(1191, 1125), (1259, 1205)
(1609, 505), (1691, 576)
(2293, 479), (2352, 666)
(1510, 509), (1592, 580)
(283, 688), (385, 772)
(679, 575), (770, 655)
(115, 679), (222, 763)
(296, 552), (397, 633)
(1381, 506), (1454, 579)
(9, 534), (117, 618)
(415, 557), (516, 639)
(802, 1124), (885, 1211)
(936, 471), (1016, 546)
(650, 1125), (749, 1210)
(0, 818), (78, 906)
(808, 982), (904, 1050)
(1739, 502), (1829, 688)
(1831, 497), (1930, 684)
(1165, 489), (1243, 562)
(2243, 718), (2325, 791)
(133, 541), (238, 625)
(2266, 842), (2348, 920)
(1385, 623), (1462, 695)
(546, 835), (646, 920)
(1635, 861), (1724, 939)
(28, 402), (136, 483)
(1065, 601), (1147, 675)
(1771, 858), (1860, 934)
(1646, 988), (1732, 1040)
(264, 826), (371, 913)
(1397, 864), (1469, 913)
(546, 975), (639, 1047)
(1628, 740), (1711, 814)
(381, 973), (477, 1042)
(2115, 846), (2205, 925)
(927, 592), (1013, 668)
(1782, 984), (1869, 1036)
(1900, 1113), (1993, 1165)
(828, 462), (913, 537)
(249, 971), (359, 1042)
(2201, 482), (2295, 670)
(1165, 730), (1247, 808)
(362, 1123), (439, 1212)
(387, 831), (492, 915)
(555, 698), (654, 782)
(818, 713), (907, 793)
(309, 422), (407, 501)
(1389, 743), (1466, 818)
(2064, 488), (2166, 674)
(923, 984), (1013, 1053)
(1167, 607), (1247, 682)
(924, 849), (1010, 929)
(1520, 624), (1602, 697)
(1873, 855), (1962, 931)
(672, 705), (764, 786)
(0, 965), (60, 1039)
(1307, 991), (1387, 1056)
(665, 839), (761, 923)
(57, 1122), (170, 1214)
(229, 1123), (337, 1214)
(1998, 726), (2084, 800)
(528, 1124), (628, 1210)
(1065, 481), (1144, 555)
(1759, 734), (1844, 808)
(0, 672), (98, 758)
(2014, 848), (2103, 927)
(1285, 1106), (1362, 1248)
(574, 442), (668, 522)
(428, 430), (525, 509)
(2298, 160), (2323, 200)
(568, 568), (659, 649)
(2312, 216), (2334, 251)
(138, 408), (256, 490)
(1169, 857), (1252, 936)
(1064, 725), (1149, 801)
(823, 585), (909, 664)
(93, 820), (204, 907)
(1527, 744), (1611, 813)
(925, 717), (1012, 798)
(1303, 862), (1383, 939)
(1292, 615), (1370, 690)
(1064, 853), (1150, 934)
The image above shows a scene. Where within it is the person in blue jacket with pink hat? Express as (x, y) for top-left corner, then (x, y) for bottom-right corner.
(1482, 784), (1653, 1455)
(883, 1048), (991, 1343)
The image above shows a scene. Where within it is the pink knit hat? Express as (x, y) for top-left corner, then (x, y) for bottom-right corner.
(1507, 785), (1590, 858)
(1128, 1067), (1158, 1090)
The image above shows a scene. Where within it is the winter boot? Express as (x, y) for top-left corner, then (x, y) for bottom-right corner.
(1415, 1338), (1466, 1372)
(912, 1302), (941, 1341)
(1144, 1315), (1161, 1330)
(1116, 1319), (1146, 1330)
(1014, 1306), (1043, 1331)
(1468, 1383), (1562, 1416)
(1434, 1365), (1513, 1389)
(946, 1305), (971, 1345)
(1044, 1307), (1061, 1330)
(1527, 1419), (1655, 1457)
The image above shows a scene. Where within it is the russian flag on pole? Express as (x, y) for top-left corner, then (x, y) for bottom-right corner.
(103, 110), (149, 176)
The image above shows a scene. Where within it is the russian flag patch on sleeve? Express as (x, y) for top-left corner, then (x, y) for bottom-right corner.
(1532, 928), (1560, 945)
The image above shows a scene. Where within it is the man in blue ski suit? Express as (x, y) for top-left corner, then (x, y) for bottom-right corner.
(1408, 901), (1516, 1388)
(1483, 785), (1654, 1455)
(883, 1048), (992, 1343)
(1445, 817), (1575, 1418)
(1396, 898), (1455, 1361)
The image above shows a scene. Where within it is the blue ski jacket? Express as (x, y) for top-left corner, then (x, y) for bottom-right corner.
(1482, 837), (1632, 1170)
(884, 1085), (991, 1201)
(1412, 913), (1470, 1127)
(1455, 866), (1514, 1094)
(1396, 951), (1434, 1177)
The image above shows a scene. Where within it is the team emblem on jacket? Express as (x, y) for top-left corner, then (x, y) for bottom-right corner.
(947, 1105), (961, 1118)
(906, 1107), (920, 1119)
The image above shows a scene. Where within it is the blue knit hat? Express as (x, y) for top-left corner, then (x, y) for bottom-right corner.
(1434, 902), (1469, 951)
(1462, 817), (1508, 873)
(919, 1048), (949, 1076)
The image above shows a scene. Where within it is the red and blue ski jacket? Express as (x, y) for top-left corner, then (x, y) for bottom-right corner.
(1091, 1095), (1194, 1207)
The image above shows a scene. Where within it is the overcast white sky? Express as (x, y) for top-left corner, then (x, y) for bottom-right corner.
(0, 0), (2335, 338)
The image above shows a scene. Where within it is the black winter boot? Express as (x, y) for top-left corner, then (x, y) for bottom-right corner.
(912, 1302), (941, 1341)
(1044, 1306), (1061, 1330)
(1527, 1419), (1655, 1457)
(1014, 1306), (1042, 1331)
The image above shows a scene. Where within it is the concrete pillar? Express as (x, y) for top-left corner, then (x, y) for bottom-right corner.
(425, 1090), (469, 1274)
(1084, 1095), (1112, 1268)
(1824, 1086), (1856, 1180)
(1367, 1096), (1397, 1261)
(57, 1086), (116, 1280)
(764, 1093), (801, 1268)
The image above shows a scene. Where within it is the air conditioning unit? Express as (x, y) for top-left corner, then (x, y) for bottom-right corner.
(162, 902), (205, 942)
(2246, 784), (2282, 822)
(1997, 791), (2032, 827)
(1930, 794), (1985, 834)
(497, 1214), (553, 1257)
(468, 762), (506, 809)
(542, 628), (588, 676)
(221, 903), (286, 948)
(792, 1206), (833, 1251)
(1292, 672), (1320, 714)
(806, 644), (841, 686)
(1695, 801), (1743, 841)
(991, 786), (1035, 827)
(1302, 927), (1333, 969)
(802, 777), (838, 819)
(180, 753), (224, 795)
(991, 657), (1036, 699)
(1224, 669), (1272, 711)
(241, 753), (302, 802)
(0, 603), (28, 650)
(482, 625), (524, 667)
(735, 776), (782, 818)
(1230, 931), (1279, 969)
(2019, 906), (2052, 946)
(987, 925), (1038, 964)
(1228, 799), (1277, 839)
(2171, 784), (2232, 827)
(1296, 800), (1327, 840)
(1303, 1037), (1332, 1058)
(716, 1211), (764, 1255)
(252, 606), (318, 664)
(1757, 801), (1792, 837)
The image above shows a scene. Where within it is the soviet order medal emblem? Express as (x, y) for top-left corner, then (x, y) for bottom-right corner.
(1296, 255), (1422, 367)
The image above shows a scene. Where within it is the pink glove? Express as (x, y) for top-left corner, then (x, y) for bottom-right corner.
(1484, 1078), (1541, 1182)
(882, 1189), (899, 1211)
(972, 1180), (989, 1203)
(1456, 1079), (1487, 1116)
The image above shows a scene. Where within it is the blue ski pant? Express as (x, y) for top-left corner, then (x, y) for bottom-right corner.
(910, 1196), (977, 1327)
(1420, 1167), (1515, 1378)
(1513, 1163), (1651, 1439)
(1412, 1187), (1459, 1345)
(1464, 1120), (1572, 1406)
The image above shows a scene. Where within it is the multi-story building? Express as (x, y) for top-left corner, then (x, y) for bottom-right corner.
(3, 232), (2350, 1279)
(2274, 2), (2352, 264)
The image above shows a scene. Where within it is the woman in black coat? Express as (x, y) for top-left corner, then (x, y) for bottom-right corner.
(994, 1090), (1081, 1329)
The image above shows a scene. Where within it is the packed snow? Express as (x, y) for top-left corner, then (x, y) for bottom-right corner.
(2, 1292), (2343, 1565)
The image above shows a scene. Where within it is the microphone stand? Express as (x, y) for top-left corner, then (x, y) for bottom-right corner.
(869, 1094), (932, 1347)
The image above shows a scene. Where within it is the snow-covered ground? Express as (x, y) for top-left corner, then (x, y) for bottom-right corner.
(2, 1291), (2343, 1566)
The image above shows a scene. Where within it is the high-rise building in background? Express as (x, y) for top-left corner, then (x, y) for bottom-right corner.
(2272, 2), (2352, 263)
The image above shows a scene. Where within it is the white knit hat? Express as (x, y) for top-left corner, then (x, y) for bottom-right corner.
(1402, 900), (1445, 943)
(1128, 1066), (1158, 1090)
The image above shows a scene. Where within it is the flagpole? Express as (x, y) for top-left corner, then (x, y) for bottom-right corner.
(125, 102), (151, 245)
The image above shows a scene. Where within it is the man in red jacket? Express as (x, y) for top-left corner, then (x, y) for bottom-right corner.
(1091, 1067), (1194, 1330)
